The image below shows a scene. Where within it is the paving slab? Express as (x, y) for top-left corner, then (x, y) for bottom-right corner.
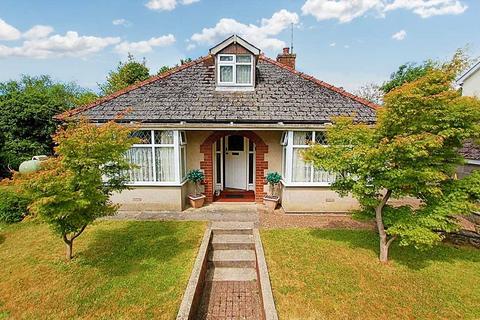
(206, 267), (257, 282)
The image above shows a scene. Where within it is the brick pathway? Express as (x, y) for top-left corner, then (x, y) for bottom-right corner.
(197, 281), (262, 320)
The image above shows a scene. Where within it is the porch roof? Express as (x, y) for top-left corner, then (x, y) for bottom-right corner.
(55, 54), (378, 124)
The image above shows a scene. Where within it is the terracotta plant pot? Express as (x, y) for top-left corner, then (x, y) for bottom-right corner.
(188, 194), (206, 208)
(263, 195), (279, 213)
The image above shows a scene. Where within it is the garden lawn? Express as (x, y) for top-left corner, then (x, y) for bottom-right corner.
(261, 229), (480, 320)
(0, 220), (206, 319)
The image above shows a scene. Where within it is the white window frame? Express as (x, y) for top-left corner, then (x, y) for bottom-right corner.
(217, 54), (254, 87)
(126, 130), (187, 186)
(282, 130), (335, 186)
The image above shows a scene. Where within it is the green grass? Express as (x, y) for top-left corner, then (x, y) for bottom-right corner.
(0, 220), (206, 319)
(261, 229), (480, 320)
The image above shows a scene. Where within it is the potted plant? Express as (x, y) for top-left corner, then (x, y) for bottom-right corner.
(263, 172), (282, 213)
(186, 169), (206, 208)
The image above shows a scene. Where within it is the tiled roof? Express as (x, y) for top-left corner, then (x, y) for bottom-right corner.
(460, 140), (480, 161)
(55, 54), (378, 124)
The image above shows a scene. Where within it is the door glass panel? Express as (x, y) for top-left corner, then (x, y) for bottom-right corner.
(248, 153), (254, 184)
(228, 135), (244, 151)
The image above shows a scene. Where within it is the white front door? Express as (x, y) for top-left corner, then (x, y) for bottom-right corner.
(225, 135), (247, 190)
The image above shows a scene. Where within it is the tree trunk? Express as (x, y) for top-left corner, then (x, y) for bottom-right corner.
(66, 240), (73, 260)
(375, 189), (393, 263)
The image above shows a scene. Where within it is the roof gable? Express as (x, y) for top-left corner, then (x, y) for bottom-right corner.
(457, 61), (480, 84)
(209, 35), (261, 56)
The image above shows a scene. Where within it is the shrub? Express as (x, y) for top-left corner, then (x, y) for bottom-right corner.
(266, 172), (282, 197)
(0, 188), (29, 223)
(186, 169), (205, 196)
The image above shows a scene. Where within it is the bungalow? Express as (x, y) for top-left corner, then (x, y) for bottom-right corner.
(457, 61), (480, 178)
(55, 35), (379, 213)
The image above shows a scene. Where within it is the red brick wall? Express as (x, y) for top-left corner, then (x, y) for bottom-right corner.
(200, 131), (269, 203)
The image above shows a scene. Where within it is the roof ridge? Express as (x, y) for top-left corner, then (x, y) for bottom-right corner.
(258, 54), (381, 111)
(54, 55), (212, 121)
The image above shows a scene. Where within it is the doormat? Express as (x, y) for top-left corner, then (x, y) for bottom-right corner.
(225, 194), (244, 199)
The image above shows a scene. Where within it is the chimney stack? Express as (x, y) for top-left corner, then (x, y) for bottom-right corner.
(276, 47), (296, 69)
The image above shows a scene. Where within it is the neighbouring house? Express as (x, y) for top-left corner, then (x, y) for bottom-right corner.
(457, 61), (480, 178)
(55, 35), (380, 213)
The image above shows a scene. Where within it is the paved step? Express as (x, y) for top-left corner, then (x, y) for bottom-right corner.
(211, 221), (254, 235)
(209, 249), (256, 268)
(206, 267), (257, 282)
(211, 234), (255, 250)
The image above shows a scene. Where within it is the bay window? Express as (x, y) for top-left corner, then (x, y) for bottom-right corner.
(217, 54), (253, 86)
(126, 130), (187, 185)
(282, 131), (336, 185)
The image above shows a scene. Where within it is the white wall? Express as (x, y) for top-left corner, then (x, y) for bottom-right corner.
(462, 70), (480, 98)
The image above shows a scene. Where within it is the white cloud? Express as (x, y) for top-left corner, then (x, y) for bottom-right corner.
(190, 9), (299, 52)
(392, 29), (407, 40)
(329, 42), (336, 47)
(0, 31), (120, 59)
(302, 0), (384, 23)
(112, 18), (131, 27)
(344, 44), (350, 48)
(186, 43), (196, 51)
(0, 18), (21, 40)
(384, 0), (467, 18)
(301, 0), (467, 22)
(115, 34), (176, 54)
(145, 0), (199, 11)
(23, 25), (54, 40)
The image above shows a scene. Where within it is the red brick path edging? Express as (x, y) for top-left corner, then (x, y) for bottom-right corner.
(200, 131), (268, 203)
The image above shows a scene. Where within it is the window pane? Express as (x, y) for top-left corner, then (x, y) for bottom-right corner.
(236, 65), (251, 84)
(130, 130), (151, 144)
(313, 167), (336, 183)
(180, 131), (187, 144)
(220, 55), (233, 62)
(125, 147), (154, 182)
(154, 130), (174, 144)
(155, 147), (175, 182)
(216, 139), (221, 152)
(220, 65), (233, 82)
(180, 147), (186, 179)
(293, 131), (312, 145)
(249, 140), (254, 152)
(292, 148), (311, 182)
(216, 153), (222, 184)
(228, 135), (244, 151)
(236, 55), (251, 63)
(315, 131), (327, 145)
(248, 153), (254, 184)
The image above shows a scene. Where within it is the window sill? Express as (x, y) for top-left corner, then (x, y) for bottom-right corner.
(126, 180), (188, 187)
(281, 180), (333, 187)
(215, 86), (254, 92)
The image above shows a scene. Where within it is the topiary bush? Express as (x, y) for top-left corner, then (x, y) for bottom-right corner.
(266, 172), (282, 197)
(186, 169), (205, 197)
(0, 188), (29, 223)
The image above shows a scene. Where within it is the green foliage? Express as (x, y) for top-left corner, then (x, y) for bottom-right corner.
(0, 75), (97, 176)
(381, 61), (434, 93)
(9, 120), (137, 259)
(304, 52), (480, 257)
(0, 187), (29, 223)
(266, 172), (282, 185)
(99, 53), (150, 95)
(186, 169), (205, 196)
(157, 66), (172, 75)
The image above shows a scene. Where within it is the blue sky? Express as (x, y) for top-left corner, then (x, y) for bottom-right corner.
(0, 0), (478, 92)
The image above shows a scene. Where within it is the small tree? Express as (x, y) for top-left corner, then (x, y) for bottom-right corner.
(99, 53), (150, 95)
(304, 52), (480, 262)
(266, 172), (282, 198)
(186, 169), (205, 197)
(10, 120), (137, 260)
(354, 83), (384, 105)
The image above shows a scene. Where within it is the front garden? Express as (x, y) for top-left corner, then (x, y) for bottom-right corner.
(0, 220), (205, 319)
(261, 228), (480, 320)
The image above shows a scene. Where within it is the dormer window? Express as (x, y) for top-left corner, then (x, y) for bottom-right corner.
(217, 54), (253, 86)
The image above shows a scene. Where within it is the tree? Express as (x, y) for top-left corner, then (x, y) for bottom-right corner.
(304, 52), (480, 262)
(0, 75), (97, 176)
(99, 53), (150, 95)
(354, 83), (384, 105)
(381, 61), (434, 93)
(9, 120), (137, 260)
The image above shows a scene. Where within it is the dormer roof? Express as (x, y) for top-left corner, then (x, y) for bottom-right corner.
(209, 35), (261, 56)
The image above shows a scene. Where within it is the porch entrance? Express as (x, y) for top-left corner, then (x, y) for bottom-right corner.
(213, 135), (255, 201)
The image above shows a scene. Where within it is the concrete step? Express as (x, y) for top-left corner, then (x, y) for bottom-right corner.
(211, 222), (254, 235)
(211, 234), (255, 250)
(206, 267), (257, 282)
(208, 249), (256, 268)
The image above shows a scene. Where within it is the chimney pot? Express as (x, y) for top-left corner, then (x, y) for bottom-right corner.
(283, 47), (289, 54)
